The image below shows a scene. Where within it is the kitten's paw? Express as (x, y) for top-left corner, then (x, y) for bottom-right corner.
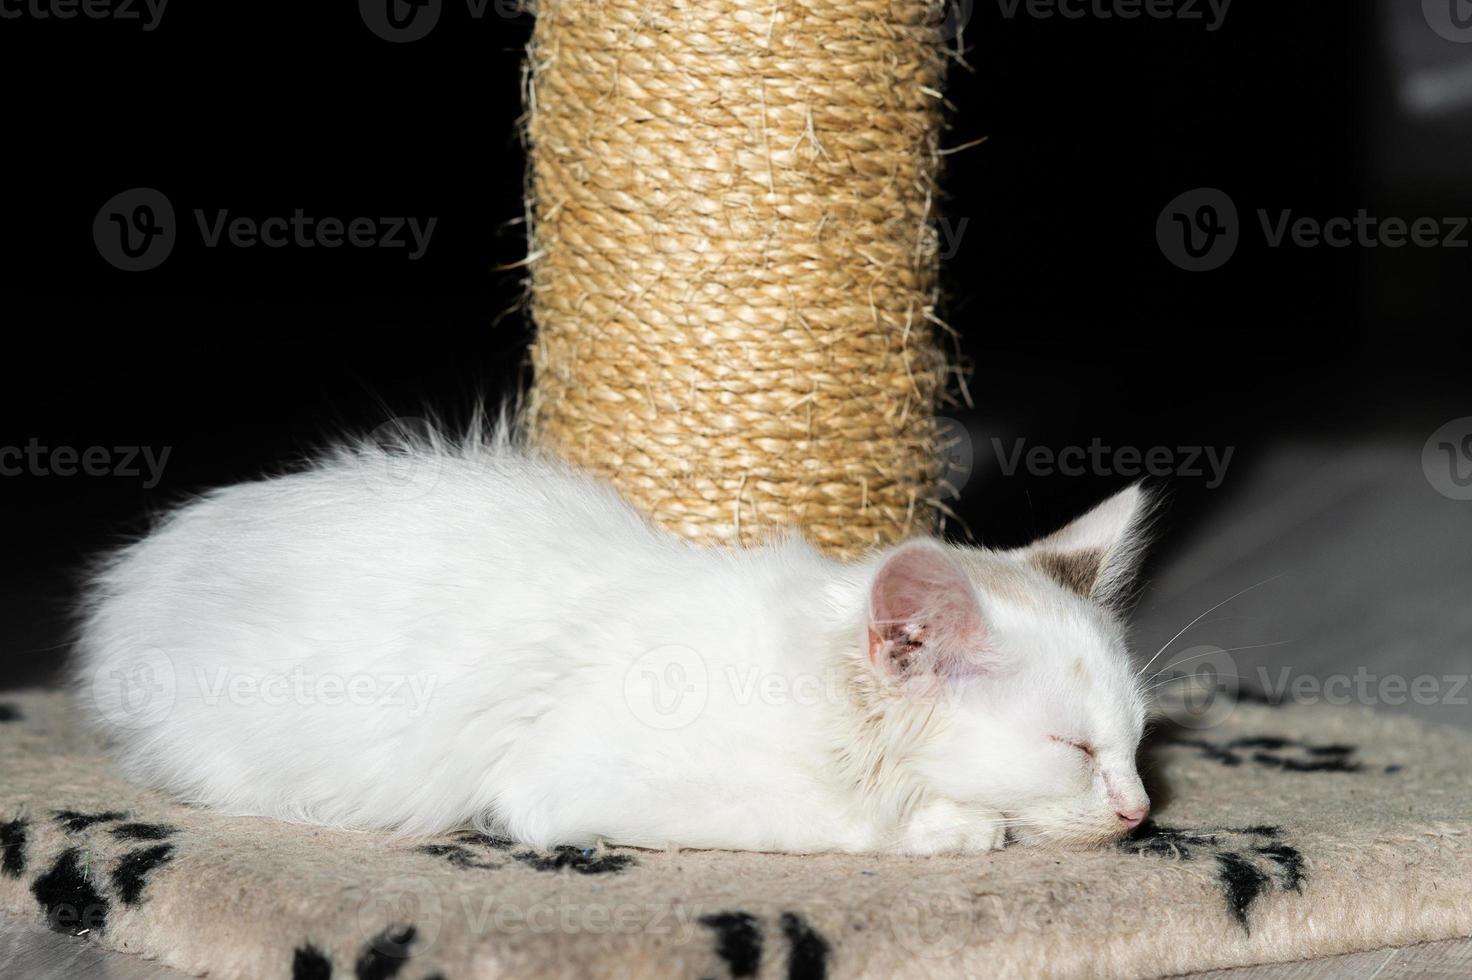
(969, 813), (1008, 853)
(898, 801), (1007, 856)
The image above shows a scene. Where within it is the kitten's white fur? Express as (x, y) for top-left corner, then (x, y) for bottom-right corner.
(75, 420), (1153, 855)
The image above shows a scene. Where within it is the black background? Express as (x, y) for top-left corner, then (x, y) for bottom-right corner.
(2, 0), (1469, 686)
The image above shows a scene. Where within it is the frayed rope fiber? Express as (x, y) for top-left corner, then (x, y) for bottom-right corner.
(525, 0), (955, 558)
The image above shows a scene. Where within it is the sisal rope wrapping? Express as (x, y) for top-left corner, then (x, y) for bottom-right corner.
(525, 0), (952, 558)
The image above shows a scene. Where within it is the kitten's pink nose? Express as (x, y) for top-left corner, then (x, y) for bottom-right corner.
(1116, 807), (1149, 830)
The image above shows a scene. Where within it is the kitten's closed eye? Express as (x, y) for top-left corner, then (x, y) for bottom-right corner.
(1050, 736), (1096, 759)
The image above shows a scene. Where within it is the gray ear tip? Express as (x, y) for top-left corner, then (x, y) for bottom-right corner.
(1097, 491), (1162, 613)
(1121, 478), (1157, 508)
(1029, 482), (1164, 610)
(1119, 480), (1165, 535)
(1142, 485), (1170, 536)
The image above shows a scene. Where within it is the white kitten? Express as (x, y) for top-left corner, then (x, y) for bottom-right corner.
(75, 420), (1153, 855)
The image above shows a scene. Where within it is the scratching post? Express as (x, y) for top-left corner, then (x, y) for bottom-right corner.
(526, 0), (951, 557)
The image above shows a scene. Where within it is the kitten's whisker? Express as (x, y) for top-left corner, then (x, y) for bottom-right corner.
(1144, 671), (1246, 694)
(1144, 640), (1292, 684)
(1134, 574), (1285, 680)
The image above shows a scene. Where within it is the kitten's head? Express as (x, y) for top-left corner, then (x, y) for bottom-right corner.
(861, 485), (1154, 848)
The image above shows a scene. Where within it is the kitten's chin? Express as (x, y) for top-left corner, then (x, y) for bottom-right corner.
(1011, 821), (1133, 850)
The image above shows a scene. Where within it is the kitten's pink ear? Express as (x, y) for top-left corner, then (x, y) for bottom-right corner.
(867, 542), (987, 680)
(1023, 483), (1155, 610)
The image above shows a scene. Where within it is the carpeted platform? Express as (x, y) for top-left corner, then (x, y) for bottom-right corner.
(1, 688), (1469, 980)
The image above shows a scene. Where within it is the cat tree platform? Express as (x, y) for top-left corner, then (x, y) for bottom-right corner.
(1, 684), (1470, 977)
(5, 443), (1472, 978)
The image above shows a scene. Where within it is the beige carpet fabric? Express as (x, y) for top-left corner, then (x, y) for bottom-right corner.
(0, 689), (1469, 980)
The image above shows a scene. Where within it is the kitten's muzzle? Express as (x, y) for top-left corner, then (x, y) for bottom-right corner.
(1115, 805), (1148, 831)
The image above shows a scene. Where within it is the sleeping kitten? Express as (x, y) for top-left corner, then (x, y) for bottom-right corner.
(76, 421), (1153, 855)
